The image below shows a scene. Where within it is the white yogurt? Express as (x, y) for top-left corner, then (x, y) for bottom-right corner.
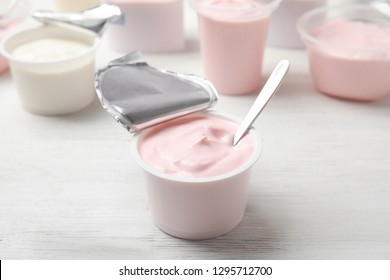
(12, 38), (90, 62)
(1, 25), (99, 115)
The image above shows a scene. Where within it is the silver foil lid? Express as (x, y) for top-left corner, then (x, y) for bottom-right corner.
(31, 4), (122, 36)
(95, 52), (218, 133)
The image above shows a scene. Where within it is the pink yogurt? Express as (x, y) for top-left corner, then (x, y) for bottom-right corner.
(298, 6), (390, 101)
(194, 0), (280, 95)
(132, 112), (262, 239)
(140, 114), (255, 178)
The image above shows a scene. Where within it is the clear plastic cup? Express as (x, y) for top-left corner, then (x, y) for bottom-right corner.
(1, 25), (100, 115)
(105, 0), (184, 53)
(131, 111), (262, 240)
(297, 5), (390, 101)
(191, 0), (281, 96)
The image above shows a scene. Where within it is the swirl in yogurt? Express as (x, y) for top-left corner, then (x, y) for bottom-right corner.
(139, 115), (255, 178)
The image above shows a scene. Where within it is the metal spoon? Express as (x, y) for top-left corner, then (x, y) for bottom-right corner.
(233, 60), (290, 146)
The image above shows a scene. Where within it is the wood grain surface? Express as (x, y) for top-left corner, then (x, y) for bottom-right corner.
(1, 1), (389, 260)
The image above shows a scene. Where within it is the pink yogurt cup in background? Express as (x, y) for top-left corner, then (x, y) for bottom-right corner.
(0, 22), (24, 73)
(191, 0), (281, 96)
(131, 111), (262, 240)
(0, 40), (9, 73)
(0, 0), (29, 73)
(297, 5), (390, 101)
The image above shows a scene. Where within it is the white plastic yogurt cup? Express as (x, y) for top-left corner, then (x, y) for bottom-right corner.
(105, 0), (185, 53)
(131, 111), (262, 240)
(267, 0), (326, 49)
(1, 25), (100, 115)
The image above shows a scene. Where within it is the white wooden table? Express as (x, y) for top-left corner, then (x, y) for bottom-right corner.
(1, 1), (390, 260)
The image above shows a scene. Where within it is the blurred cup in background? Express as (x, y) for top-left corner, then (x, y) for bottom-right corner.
(105, 0), (185, 53)
(191, 0), (281, 96)
(1, 25), (100, 115)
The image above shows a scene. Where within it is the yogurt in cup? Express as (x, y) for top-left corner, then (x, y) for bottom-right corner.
(1, 25), (100, 115)
(191, 0), (281, 96)
(132, 112), (261, 239)
(267, 0), (326, 49)
(95, 54), (262, 239)
(297, 5), (390, 101)
(105, 0), (184, 53)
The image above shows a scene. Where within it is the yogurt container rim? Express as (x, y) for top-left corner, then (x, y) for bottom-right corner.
(0, 24), (100, 65)
(131, 110), (263, 184)
(297, 4), (390, 53)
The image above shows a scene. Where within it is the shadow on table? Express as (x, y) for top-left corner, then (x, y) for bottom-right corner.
(183, 38), (199, 53)
(176, 191), (287, 259)
(277, 71), (390, 109)
(48, 97), (109, 123)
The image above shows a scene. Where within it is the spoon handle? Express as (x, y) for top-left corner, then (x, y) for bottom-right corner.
(233, 60), (290, 146)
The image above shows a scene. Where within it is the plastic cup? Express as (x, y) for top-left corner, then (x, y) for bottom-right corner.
(105, 0), (185, 53)
(191, 0), (281, 96)
(1, 25), (100, 115)
(131, 111), (262, 240)
(297, 5), (390, 101)
(267, 0), (326, 49)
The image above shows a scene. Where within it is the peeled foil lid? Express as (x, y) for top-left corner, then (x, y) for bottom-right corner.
(95, 52), (218, 133)
(31, 4), (122, 36)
